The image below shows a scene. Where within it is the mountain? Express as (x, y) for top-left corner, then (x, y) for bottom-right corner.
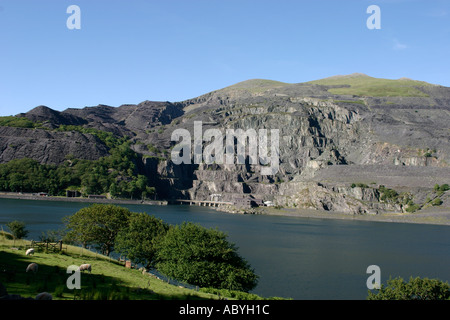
(1, 74), (449, 214)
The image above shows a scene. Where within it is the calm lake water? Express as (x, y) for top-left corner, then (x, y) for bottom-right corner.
(0, 198), (449, 300)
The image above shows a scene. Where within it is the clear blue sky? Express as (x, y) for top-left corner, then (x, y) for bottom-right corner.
(0, 0), (449, 116)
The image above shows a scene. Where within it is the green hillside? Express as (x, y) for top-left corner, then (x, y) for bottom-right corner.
(0, 233), (273, 300)
(307, 73), (434, 97)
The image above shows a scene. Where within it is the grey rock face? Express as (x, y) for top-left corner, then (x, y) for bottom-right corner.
(0, 126), (109, 165)
(20, 105), (88, 128)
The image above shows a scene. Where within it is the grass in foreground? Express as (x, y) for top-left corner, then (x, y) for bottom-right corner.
(0, 234), (219, 300)
(0, 233), (279, 300)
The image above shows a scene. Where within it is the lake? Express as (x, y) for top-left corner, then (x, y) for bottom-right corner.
(0, 198), (449, 300)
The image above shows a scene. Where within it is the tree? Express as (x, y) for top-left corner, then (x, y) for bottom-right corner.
(64, 204), (132, 255)
(115, 212), (169, 269)
(6, 220), (29, 240)
(154, 222), (259, 292)
(367, 276), (450, 300)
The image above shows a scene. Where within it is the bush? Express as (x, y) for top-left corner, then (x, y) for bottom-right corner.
(405, 203), (420, 213)
(431, 198), (443, 206)
(367, 276), (450, 300)
(351, 183), (369, 188)
(6, 221), (29, 239)
(379, 185), (399, 202)
(155, 222), (258, 292)
(434, 184), (449, 192)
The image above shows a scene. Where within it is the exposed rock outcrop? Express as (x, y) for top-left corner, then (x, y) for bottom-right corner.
(0, 126), (109, 165)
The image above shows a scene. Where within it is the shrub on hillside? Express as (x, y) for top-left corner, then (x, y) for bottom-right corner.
(367, 276), (450, 300)
(6, 221), (29, 240)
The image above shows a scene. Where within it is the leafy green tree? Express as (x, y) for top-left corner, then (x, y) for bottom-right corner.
(6, 220), (29, 239)
(367, 276), (450, 300)
(63, 204), (132, 255)
(155, 222), (259, 292)
(115, 212), (169, 269)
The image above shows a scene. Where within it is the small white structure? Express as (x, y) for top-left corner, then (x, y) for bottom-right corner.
(264, 201), (274, 207)
(210, 194), (222, 202)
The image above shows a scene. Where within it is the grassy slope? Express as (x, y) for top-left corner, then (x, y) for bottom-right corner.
(307, 73), (434, 97)
(212, 74), (436, 98)
(221, 79), (290, 93)
(0, 234), (220, 300)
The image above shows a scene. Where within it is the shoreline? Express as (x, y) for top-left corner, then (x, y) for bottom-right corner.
(251, 206), (450, 226)
(213, 204), (450, 226)
(0, 192), (168, 206)
(1, 192), (449, 226)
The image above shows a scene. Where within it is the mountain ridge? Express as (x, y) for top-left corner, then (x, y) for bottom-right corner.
(14, 73), (447, 118)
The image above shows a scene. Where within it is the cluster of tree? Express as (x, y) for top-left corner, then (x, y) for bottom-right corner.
(0, 129), (156, 199)
(63, 204), (259, 292)
(367, 276), (450, 300)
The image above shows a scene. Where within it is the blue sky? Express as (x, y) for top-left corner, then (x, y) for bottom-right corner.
(0, 0), (449, 116)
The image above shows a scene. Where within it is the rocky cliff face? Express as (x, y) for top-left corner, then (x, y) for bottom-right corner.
(2, 74), (449, 214)
(0, 126), (109, 165)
